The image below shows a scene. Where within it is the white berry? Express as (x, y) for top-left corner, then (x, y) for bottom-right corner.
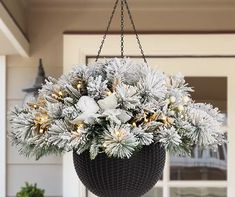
(177, 105), (184, 112)
(170, 96), (176, 103)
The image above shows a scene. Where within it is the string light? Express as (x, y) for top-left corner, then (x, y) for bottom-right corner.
(72, 123), (84, 137)
(39, 128), (44, 134)
(51, 90), (64, 101)
(106, 90), (112, 96)
(58, 91), (63, 97)
(115, 129), (125, 141)
(34, 113), (49, 125)
(132, 122), (137, 127)
(27, 102), (39, 109)
(149, 112), (158, 122)
(77, 123), (84, 131)
(144, 112), (149, 123)
(77, 81), (83, 89)
(144, 118), (149, 123)
(51, 93), (59, 99)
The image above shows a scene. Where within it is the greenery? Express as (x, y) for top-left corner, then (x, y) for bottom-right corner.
(9, 58), (226, 160)
(16, 182), (44, 197)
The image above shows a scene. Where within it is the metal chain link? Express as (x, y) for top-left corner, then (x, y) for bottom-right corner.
(96, 0), (148, 64)
(120, 0), (125, 58)
(123, 0), (147, 63)
(95, 0), (120, 62)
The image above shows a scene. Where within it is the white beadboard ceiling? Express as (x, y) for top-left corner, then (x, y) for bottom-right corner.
(0, 2), (29, 56)
(25, 0), (235, 10)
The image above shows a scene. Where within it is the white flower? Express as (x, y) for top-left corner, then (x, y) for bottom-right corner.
(76, 96), (99, 113)
(72, 96), (100, 124)
(102, 109), (131, 124)
(97, 93), (118, 110)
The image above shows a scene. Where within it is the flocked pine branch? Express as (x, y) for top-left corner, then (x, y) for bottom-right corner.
(9, 58), (226, 160)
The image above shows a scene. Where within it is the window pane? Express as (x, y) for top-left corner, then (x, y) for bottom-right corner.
(170, 145), (227, 180)
(170, 188), (227, 197)
(143, 187), (163, 197)
(170, 77), (227, 180)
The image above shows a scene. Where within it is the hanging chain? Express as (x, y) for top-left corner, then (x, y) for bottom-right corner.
(123, 0), (147, 63)
(120, 0), (125, 58)
(95, 0), (119, 62)
(95, 0), (148, 64)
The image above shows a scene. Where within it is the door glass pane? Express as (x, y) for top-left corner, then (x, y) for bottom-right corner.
(170, 188), (227, 197)
(170, 77), (227, 180)
(143, 187), (163, 197)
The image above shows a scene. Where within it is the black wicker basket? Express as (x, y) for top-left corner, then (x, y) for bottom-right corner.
(73, 143), (166, 197)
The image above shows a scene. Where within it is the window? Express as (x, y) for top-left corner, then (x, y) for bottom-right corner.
(143, 76), (227, 197)
(63, 34), (235, 197)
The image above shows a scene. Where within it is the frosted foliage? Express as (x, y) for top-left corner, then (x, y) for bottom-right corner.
(9, 58), (225, 160)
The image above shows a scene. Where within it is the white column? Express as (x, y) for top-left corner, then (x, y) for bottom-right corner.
(63, 153), (86, 197)
(0, 56), (6, 197)
(63, 37), (86, 197)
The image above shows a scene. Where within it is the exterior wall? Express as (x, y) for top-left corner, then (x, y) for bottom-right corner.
(6, 56), (62, 197)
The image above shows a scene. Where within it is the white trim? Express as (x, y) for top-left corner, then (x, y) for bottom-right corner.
(0, 3), (29, 57)
(0, 56), (6, 197)
(163, 153), (170, 197)
(62, 153), (86, 197)
(64, 34), (234, 197)
(168, 181), (227, 188)
(62, 39), (86, 197)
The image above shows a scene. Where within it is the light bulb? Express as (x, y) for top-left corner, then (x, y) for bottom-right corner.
(77, 123), (84, 129)
(77, 84), (82, 89)
(144, 118), (149, 123)
(39, 128), (44, 134)
(106, 90), (112, 96)
(115, 130), (125, 140)
(77, 81), (83, 89)
(132, 122), (137, 127)
(58, 91), (63, 96)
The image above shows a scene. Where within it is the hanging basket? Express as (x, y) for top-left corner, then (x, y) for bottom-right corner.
(73, 143), (165, 197)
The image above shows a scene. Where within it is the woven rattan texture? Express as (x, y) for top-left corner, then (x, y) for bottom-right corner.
(73, 143), (166, 197)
